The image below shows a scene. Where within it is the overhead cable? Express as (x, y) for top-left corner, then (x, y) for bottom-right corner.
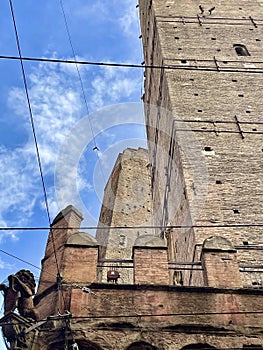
(0, 223), (262, 231)
(59, 0), (106, 184)
(8, 0), (61, 280)
(1, 54), (263, 73)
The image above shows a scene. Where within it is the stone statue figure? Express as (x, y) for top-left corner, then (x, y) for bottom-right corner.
(0, 269), (39, 320)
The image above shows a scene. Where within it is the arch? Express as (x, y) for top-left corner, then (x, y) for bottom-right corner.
(126, 341), (158, 350)
(181, 344), (216, 350)
(233, 44), (250, 56)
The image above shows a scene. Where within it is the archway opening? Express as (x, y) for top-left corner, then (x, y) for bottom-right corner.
(127, 341), (158, 350)
(181, 344), (216, 350)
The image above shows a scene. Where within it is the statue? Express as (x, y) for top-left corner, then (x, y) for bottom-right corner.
(0, 269), (39, 321)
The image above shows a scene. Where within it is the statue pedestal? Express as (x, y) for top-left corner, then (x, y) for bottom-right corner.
(0, 312), (35, 350)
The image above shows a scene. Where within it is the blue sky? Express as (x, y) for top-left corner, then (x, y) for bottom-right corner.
(0, 0), (146, 296)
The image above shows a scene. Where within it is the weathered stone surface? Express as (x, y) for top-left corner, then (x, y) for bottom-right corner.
(96, 148), (153, 283)
(139, 0), (263, 287)
(35, 284), (263, 349)
(66, 232), (98, 246)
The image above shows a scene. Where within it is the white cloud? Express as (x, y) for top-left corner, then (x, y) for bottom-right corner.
(72, 1), (110, 19)
(1, 60), (84, 232)
(90, 66), (140, 110)
(118, 1), (139, 36)
(9, 62), (83, 171)
(0, 257), (14, 271)
(2, 52), (142, 233)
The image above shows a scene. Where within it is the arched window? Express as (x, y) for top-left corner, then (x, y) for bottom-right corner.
(234, 44), (250, 56)
(127, 341), (158, 350)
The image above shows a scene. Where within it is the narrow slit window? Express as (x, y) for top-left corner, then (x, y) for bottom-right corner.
(234, 44), (250, 56)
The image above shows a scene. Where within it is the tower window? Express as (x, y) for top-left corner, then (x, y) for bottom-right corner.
(234, 44), (250, 56)
(204, 146), (213, 151)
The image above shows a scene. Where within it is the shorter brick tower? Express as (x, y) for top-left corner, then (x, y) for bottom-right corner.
(96, 147), (153, 283)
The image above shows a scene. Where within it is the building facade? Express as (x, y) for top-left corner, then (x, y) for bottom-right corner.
(139, 0), (263, 286)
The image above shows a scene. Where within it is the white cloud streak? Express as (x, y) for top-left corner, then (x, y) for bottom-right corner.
(90, 66), (141, 110)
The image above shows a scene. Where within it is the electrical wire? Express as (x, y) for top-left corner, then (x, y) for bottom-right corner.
(59, 0), (106, 185)
(7, 2), (66, 314)
(0, 223), (262, 231)
(2, 308), (263, 325)
(0, 249), (42, 272)
(8, 0), (61, 281)
(8, 0), (51, 227)
(1, 54), (263, 73)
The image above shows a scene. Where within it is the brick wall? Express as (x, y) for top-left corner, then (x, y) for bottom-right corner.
(36, 284), (263, 349)
(133, 247), (169, 285)
(61, 245), (98, 283)
(139, 0), (263, 287)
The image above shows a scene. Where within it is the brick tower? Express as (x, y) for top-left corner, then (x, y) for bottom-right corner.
(139, 0), (263, 286)
(96, 147), (153, 283)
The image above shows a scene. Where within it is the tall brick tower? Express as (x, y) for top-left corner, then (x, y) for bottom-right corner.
(139, 0), (263, 286)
